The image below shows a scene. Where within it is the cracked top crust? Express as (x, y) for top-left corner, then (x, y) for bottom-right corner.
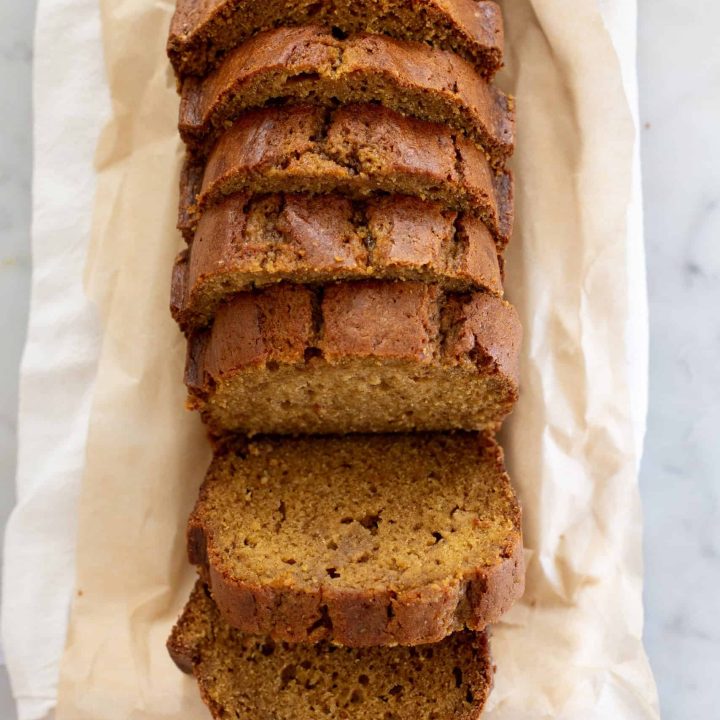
(178, 103), (514, 249)
(171, 193), (503, 333)
(184, 281), (522, 436)
(179, 25), (514, 164)
(168, 0), (504, 81)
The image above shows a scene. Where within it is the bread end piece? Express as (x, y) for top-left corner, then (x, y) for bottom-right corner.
(168, 580), (496, 720)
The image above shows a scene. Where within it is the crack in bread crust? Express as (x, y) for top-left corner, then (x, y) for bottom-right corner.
(179, 25), (514, 165)
(168, 0), (504, 81)
(184, 281), (521, 436)
(177, 104), (514, 249)
(171, 193), (504, 333)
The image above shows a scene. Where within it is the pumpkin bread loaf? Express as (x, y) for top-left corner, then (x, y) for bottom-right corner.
(188, 433), (523, 647)
(172, 193), (503, 333)
(168, 1), (519, 717)
(168, 0), (504, 80)
(179, 25), (514, 165)
(178, 104), (514, 248)
(185, 281), (521, 436)
(168, 581), (494, 720)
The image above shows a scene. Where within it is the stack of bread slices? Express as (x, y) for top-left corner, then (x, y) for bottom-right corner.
(166, 1), (524, 717)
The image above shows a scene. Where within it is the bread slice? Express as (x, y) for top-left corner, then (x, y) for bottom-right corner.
(179, 25), (514, 165)
(188, 432), (523, 647)
(172, 193), (503, 333)
(169, 582), (494, 720)
(185, 281), (521, 437)
(168, 0), (504, 81)
(178, 104), (514, 249)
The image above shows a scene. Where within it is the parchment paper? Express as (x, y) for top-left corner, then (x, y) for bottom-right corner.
(54, 1), (660, 717)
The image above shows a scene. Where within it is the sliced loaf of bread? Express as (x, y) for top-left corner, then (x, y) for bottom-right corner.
(172, 194), (503, 333)
(178, 104), (513, 248)
(179, 25), (514, 164)
(168, 581), (494, 719)
(168, 0), (504, 80)
(185, 281), (521, 436)
(188, 432), (523, 646)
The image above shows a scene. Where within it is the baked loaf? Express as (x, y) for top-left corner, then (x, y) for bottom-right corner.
(178, 104), (514, 248)
(169, 581), (494, 720)
(179, 25), (514, 165)
(188, 433), (524, 646)
(168, 0), (504, 80)
(172, 193), (503, 333)
(185, 281), (521, 436)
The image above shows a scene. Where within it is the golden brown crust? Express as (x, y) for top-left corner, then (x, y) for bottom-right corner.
(179, 25), (514, 164)
(168, 0), (504, 80)
(193, 528), (524, 647)
(443, 291), (521, 390)
(186, 281), (522, 387)
(171, 193), (503, 333)
(168, 581), (495, 720)
(184, 281), (522, 436)
(178, 104), (514, 248)
(186, 435), (524, 647)
(190, 283), (315, 373)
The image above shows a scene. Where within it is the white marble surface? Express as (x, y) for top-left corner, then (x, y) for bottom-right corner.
(637, 1), (720, 717)
(0, 2), (34, 719)
(0, 1), (718, 719)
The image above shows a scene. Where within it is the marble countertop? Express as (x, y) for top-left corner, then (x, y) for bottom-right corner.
(637, 1), (720, 717)
(0, 1), (718, 718)
(0, 2), (34, 716)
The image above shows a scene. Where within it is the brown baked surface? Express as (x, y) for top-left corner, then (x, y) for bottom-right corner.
(172, 193), (503, 333)
(185, 281), (521, 436)
(188, 433), (523, 647)
(168, 0), (504, 81)
(179, 25), (514, 164)
(169, 581), (494, 719)
(178, 104), (514, 248)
